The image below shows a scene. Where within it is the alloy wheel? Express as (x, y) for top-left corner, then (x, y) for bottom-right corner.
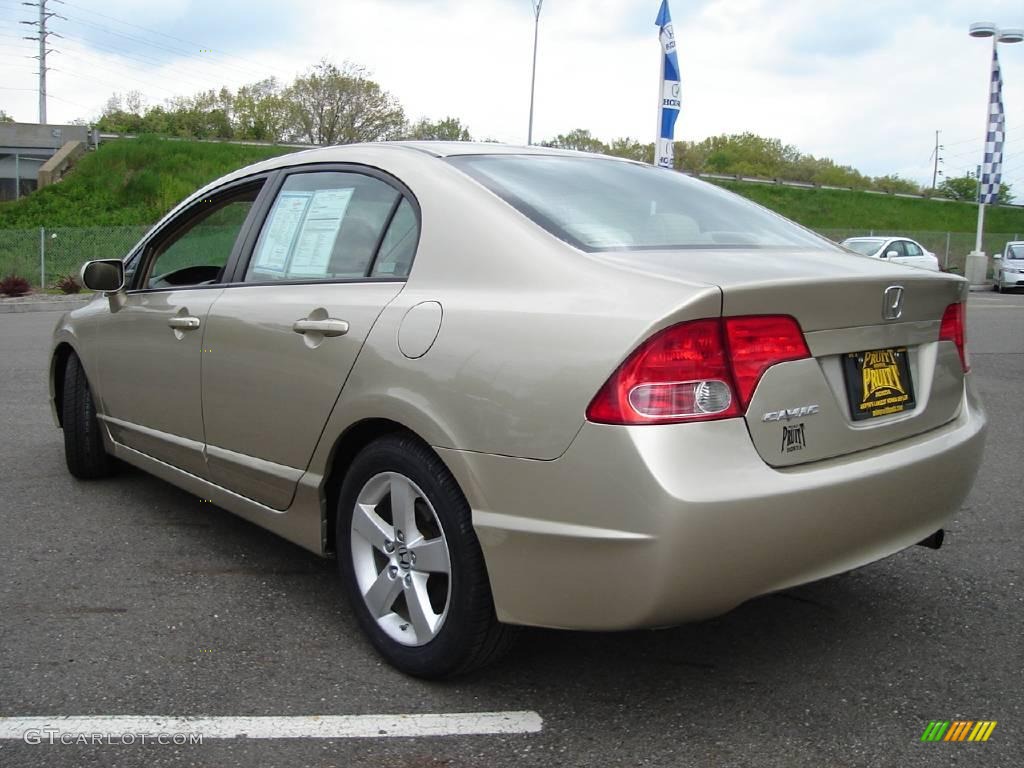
(350, 472), (452, 646)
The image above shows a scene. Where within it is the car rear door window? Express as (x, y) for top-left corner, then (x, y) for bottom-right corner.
(244, 172), (401, 282)
(903, 241), (923, 257)
(371, 199), (419, 278)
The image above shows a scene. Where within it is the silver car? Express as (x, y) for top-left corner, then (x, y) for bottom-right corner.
(51, 143), (987, 677)
(993, 241), (1024, 292)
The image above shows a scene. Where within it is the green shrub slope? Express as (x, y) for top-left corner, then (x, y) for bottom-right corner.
(0, 136), (296, 228)
(3, 136), (1023, 236)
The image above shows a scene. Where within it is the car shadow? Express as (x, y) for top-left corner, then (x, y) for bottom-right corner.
(106, 458), (948, 707)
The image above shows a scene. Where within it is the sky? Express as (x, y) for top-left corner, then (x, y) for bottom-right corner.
(1, 0), (1023, 189)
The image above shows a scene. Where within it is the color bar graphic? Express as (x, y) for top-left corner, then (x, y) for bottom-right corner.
(921, 720), (996, 742)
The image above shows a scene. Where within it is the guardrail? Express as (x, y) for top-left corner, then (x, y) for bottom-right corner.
(686, 171), (1024, 208)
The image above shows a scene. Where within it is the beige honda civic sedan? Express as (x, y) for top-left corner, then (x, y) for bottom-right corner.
(51, 143), (987, 677)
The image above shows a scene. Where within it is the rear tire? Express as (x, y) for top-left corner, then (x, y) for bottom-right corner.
(62, 353), (115, 479)
(336, 433), (516, 678)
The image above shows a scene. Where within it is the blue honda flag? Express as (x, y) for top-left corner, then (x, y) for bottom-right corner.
(655, 0), (680, 168)
(978, 47), (1005, 205)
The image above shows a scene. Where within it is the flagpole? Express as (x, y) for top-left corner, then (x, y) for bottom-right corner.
(973, 33), (996, 257)
(655, 39), (665, 164)
(966, 21), (1021, 287)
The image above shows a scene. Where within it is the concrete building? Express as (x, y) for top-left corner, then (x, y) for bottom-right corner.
(0, 122), (94, 201)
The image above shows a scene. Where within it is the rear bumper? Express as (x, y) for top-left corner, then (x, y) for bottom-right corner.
(437, 380), (987, 630)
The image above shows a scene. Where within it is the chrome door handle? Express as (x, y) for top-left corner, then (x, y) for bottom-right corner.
(292, 318), (349, 337)
(168, 316), (201, 330)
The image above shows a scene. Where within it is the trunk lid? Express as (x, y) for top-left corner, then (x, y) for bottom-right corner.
(595, 248), (968, 466)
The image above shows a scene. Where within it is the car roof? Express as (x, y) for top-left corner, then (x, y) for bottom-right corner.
(199, 141), (634, 195)
(369, 141), (614, 158)
(265, 141), (627, 164)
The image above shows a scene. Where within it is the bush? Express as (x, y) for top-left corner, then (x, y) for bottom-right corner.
(0, 274), (31, 296)
(55, 274), (82, 294)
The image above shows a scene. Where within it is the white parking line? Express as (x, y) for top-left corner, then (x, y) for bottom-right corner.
(0, 712), (543, 740)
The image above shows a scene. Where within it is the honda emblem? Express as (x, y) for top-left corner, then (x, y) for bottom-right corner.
(882, 285), (904, 320)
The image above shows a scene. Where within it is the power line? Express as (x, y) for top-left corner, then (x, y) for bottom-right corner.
(58, 0), (288, 79)
(58, 12), (274, 84)
(57, 32), (244, 95)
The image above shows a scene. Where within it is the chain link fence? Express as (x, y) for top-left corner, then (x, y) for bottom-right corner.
(0, 226), (150, 289)
(0, 225), (1020, 289)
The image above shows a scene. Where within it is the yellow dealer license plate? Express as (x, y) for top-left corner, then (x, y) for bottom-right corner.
(842, 347), (916, 421)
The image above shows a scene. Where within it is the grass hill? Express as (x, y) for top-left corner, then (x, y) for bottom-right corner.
(0, 136), (295, 229)
(714, 180), (1024, 235)
(1, 136), (1022, 275)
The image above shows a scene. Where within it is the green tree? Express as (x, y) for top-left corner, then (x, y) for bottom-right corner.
(605, 137), (652, 162)
(938, 175), (977, 200)
(233, 78), (289, 141)
(405, 116), (471, 141)
(540, 128), (607, 153)
(0, 109), (16, 123)
(282, 60), (405, 145)
(871, 174), (921, 195)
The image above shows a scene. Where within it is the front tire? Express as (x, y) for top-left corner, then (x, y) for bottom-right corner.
(336, 434), (515, 678)
(61, 353), (115, 479)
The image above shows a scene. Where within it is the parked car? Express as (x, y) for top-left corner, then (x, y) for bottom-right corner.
(992, 240), (1024, 292)
(52, 144), (987, 678)
(840, 236), (941, 271)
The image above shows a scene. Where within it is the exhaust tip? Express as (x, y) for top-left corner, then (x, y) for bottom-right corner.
(916, 529), (945, 550)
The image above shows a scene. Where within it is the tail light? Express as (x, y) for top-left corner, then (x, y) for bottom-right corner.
(722, 315), (811, 408)
(939, 302), (969, 372)
(586, 315), (810, 425)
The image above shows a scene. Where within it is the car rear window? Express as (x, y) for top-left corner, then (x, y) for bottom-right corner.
(447, 154), (836, 253)
(842, 239), (884, 255)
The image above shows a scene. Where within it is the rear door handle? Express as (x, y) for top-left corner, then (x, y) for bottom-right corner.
(292, 318), (349, 337)
(168, 316), (201, 330)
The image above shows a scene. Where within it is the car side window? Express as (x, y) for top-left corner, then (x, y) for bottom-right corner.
(143, 188), (260, 290)
(903, 241), (923, 257)
(244, 171), (401, 282)
(371, 199), (419, 278)
(885, 241), (906, 258)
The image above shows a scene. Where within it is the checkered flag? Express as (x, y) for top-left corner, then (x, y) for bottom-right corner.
(978, 48), (1005, 205)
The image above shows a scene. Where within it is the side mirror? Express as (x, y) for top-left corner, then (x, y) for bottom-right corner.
(81, 259), (125, 293)
(993, 252), (1002, 260)
(884, 251), (899, 259)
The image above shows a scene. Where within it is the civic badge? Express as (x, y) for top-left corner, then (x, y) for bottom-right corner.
(882, 285), (904, 321)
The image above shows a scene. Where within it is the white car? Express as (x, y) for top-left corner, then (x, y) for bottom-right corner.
(841, 237), (941, 272)
(993, 241), (1024, 292)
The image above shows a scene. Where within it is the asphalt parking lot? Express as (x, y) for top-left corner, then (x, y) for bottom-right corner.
(1, 292), (1022, 768)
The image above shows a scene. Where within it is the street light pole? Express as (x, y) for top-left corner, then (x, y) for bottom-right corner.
(965, 22), (1022, 287)
(527, 0), (543, 145)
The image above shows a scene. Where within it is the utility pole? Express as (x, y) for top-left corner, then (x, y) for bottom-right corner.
(930, 130), (943, 191)
(21, 0), (64, 124)
(527, 0), (543, 145)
